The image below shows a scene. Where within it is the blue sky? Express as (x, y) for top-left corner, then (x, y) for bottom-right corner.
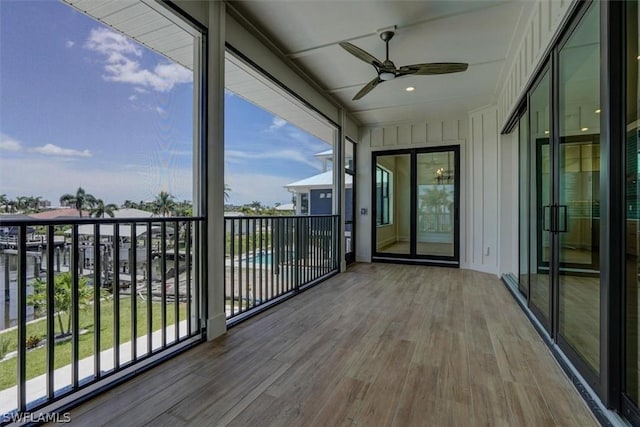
(0, 0), (330, 207)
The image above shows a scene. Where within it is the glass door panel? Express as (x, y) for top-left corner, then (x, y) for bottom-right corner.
(557, 3), (600, 377)
(375, 154), (411, 255)
(529, 70), (552, 327)
(416, 151), (455, 257)
(345, 139), (355, 263)
(519, 115), (530, 296)
(627, 0), (640, 410)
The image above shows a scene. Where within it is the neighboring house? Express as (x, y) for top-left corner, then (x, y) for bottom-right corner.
(284, 150), (352, 218)
(29, 207), (89, 219)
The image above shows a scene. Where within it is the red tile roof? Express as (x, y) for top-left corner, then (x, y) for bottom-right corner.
(29, 208), (89, 219)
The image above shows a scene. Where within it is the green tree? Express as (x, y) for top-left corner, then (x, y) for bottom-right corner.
(60, 187), (96, 217)
(122, 200), (138, 209)
(15, 196), (29, 212)
(27, 272), (93, 337)
(90, 199), (118, 218)
(153, 191), (176, 217)
(224, 184), (232, 202)
(0, 194), (7, 212)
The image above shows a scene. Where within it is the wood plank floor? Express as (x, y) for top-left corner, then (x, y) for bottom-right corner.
(64, 263), (599, 426)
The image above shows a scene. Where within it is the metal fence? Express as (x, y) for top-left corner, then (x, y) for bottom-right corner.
(224, 215), (340, 321)
(0, 216), (205, 417)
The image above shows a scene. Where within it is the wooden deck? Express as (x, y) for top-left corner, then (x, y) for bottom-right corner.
(65, 263), (598, 426)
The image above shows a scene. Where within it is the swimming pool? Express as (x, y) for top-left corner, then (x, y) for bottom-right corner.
(245, 252), (273, 265)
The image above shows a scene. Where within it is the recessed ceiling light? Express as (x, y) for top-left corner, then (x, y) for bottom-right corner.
(581, 127), (589, 132)
(595, 109), (601, 114)
(406, 86), (415, 92)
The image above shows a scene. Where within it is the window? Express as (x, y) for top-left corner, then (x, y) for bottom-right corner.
(300, 193), (309, 215)
(376, 166), (391, 225)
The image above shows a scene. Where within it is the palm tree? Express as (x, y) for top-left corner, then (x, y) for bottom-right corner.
(15, 196), (29, 212)
(90, 199), (118, 218)
(153, 191), (176, 217)
(59, 187), (96, 217)
(122, 200), (138, 209)
(28, 196), (42, 212)
(0, 194), (7, 212)
(224, 184), (231, 202)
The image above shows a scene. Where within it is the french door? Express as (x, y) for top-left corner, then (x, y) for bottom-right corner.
(372, 146), (459, 266)
(523, 1), (601, 390)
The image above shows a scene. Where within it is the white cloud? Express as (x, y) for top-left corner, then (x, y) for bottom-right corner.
(134, 87), (148, 94)
(31, 144), (92, 158)
(65, 40), (75, 48)
(226, 149), (321, 170)
(155, 106), (166, 115)
(0, 134), (22, 152)
(269, 116), (287, 131)
(128, 95), (137, 101)
(85, 27), (192, 92)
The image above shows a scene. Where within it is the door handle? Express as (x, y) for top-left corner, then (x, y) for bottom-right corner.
(558, 205), (568, 232)
(542, 205), (552, 231)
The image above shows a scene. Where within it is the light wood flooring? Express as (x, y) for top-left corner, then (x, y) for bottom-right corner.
(64, 263), (598, 426)
(377, 242), (454, 257)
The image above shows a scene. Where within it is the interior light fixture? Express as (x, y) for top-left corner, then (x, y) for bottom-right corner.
(406, 86), (415, 92)
(637, 55), (640, 60)
(595, 109), (601, 114)
(581, 127), (589, 132)
(544, 130), (549, 135)
(380, 71), (396, 81)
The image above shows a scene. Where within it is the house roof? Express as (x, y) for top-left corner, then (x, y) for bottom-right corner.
(113, 208), (154, 218)
(29, 208), (88, 220)
(284, 170), (352, 190)
(275, 203), (295, 211)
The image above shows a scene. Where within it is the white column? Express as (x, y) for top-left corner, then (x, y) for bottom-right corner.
(206, 0), (227, 340)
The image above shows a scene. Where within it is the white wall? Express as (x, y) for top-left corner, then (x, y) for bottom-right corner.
(356, 119), (467, 263)
(466, 106), (500, 274)
(499, 130), (519, 276)
(497, 0), (574, 129)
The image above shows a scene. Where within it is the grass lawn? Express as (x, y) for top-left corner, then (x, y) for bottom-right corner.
(0, 297), (187, 390)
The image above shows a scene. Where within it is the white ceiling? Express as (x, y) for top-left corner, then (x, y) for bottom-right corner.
(63, 0), (195, 69)
(229, 0), (535, 125)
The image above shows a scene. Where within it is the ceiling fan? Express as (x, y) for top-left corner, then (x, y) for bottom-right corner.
(339, 29), (468, 100)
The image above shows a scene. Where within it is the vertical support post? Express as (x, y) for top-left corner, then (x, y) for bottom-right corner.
(205, 0), (227, 340)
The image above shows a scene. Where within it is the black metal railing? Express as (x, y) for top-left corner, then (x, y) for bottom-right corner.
(224, 215), (339, 321)
(0, 216), (205, 417)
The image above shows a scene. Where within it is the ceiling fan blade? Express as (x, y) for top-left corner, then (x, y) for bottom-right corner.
(353, 77), (381, 101)
(339, 42), (383, 69)
(398, 63), (468, 75)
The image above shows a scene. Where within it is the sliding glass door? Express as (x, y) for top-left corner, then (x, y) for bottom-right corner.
(518, 1), (601, 391)
(373, 146), (459, 265)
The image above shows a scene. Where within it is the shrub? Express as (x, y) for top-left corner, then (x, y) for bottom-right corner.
(26, 335), (41, 350)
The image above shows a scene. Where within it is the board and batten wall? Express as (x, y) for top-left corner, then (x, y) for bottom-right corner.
(356, 107), (503, 275)
(497, 0), (574, 128)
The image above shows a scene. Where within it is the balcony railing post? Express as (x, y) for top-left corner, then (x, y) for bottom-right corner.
(17, 224), (27, 412)
(93, 223), (101, 378)
(46, 225), (55, 397)
(71, 223), (80, 388)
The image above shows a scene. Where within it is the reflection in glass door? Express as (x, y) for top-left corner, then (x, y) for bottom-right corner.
(373, 147), (459, 265)
(627, 0), (640, 417)
(529, 69), (552, 329)
(522, 2), (601, 387)
(375, 153), (411, 256)
(557, 3), (600, 381)
(416, 151), (456, 257)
